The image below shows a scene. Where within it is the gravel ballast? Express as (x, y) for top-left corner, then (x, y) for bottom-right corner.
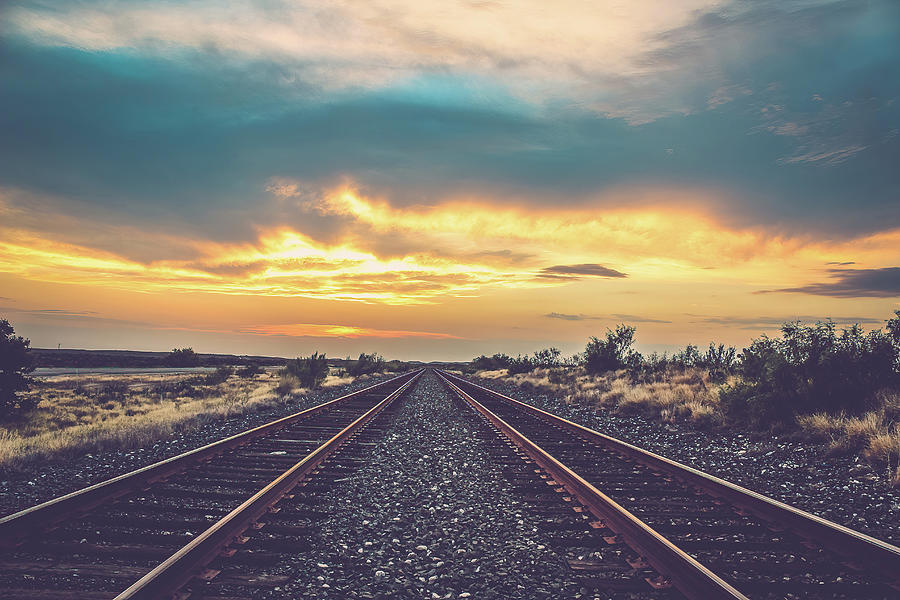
(472, 375), (900, 545)
(244, 370), (587, 599)
(0, 374), (398, 517)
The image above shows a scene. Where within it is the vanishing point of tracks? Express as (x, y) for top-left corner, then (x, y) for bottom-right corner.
(2, 368), (899, 599)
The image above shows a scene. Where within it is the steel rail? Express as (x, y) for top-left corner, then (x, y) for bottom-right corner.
(436, 370), (747, 600)
(114, 369), (422, 600)
(0, 370), (419, 549)
(440, 370), (900, 581)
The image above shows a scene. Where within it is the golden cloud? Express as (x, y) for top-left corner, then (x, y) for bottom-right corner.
(2, 183), (899, 307)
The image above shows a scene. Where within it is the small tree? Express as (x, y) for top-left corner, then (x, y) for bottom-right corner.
(165, 347), (200, 367)
(0, 319), (36, 419)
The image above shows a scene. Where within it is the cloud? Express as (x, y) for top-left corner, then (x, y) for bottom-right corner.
(539, 264), (627, 279)
(780, 144), (868, 166)
(3, 182), (900, 310)
(689, 314), (884, 329)
(760, 267), (900, 298)
(242, 323), (461, 339)
(0, 306), (150, 327)
(4, 0), (720, 120)
(2, 14), (900, 241)
(544, 312), (670, 323)
(1, 1), (899, 240)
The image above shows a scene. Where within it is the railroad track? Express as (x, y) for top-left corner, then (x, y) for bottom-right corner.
(0, 369), (422, 600)
(436, 370), (900, 600)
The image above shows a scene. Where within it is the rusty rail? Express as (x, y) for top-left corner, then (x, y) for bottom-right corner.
(0, 370), (419, 549)
(114, 369), (422, 599)
(439, 370), (900, 579)
(436, 370), (747, 600)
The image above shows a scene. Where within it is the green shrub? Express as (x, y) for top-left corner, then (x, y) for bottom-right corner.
(347, 353), (384, 377)
(96, 381), (130, 403)
(583, 325), (641, 375)
(721, 315), (900, 427)
(237, 364), (264, 378)
(283, 352), (329, 389)
(204, 366), (234, 385)
(150, 380), (202, 399)
(0, 319), (36, 419)
(507, 354), (536, 375)
(164, 347), (200, 367)
(383, 360), (406, 372)
(472, 353), (513, 371)
(475, 348), (561, 374)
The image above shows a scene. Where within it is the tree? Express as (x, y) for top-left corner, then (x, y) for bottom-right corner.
(1, 319), (36, 419)
(165, 347), (200, 367)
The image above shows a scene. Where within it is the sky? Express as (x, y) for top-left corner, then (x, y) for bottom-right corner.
(1, 0), (898, 361)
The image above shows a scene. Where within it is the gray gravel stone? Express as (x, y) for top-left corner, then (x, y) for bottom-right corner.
(473, 376), (900, 545)
(249, 371), (586, 599)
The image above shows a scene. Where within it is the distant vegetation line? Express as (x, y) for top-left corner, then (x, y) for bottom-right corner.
(467, 311), (900, 485)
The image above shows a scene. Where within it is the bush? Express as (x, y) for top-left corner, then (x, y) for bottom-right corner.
(0, 319), (36, 419)
(237, 364), (264, 378)
(204, 366), (234, 385)
(96, 381), (130, 403)
(475, 348), (561, 375)
(472, 353), (513, 371)
(282, 352), (329, 389)
(275, 374), (301, 396)
(165, 347), (200, 367)
(507, 354), (536, 375)
(150, 379), (202, 399)
(384, 360), (404, 372)
(347, 353), (384, 377)
(721, 315), (900, 427)
(532, 347), (562, 369)
(583, 325), (642, 375)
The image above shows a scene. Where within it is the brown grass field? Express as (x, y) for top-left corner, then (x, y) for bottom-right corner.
(0, 368), (356, 469)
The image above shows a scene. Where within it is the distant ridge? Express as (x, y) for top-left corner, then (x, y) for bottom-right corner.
(31, 348), (440, 369)
(31, 348), (289, 369)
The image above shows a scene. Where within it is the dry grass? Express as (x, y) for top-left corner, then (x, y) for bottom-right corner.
(798, 392), (900, 485)
(0, 368), (356, 469)
(478, 366), (725, 427)
(478, 366), (900, 486)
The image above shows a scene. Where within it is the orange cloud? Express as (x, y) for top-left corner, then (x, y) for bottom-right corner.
(2, 183), (899, 310)
(243, 323), (462, 339)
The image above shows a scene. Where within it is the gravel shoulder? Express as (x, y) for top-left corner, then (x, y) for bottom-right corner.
(472, 375), (900, 545)
(0, 374), (396, 517)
